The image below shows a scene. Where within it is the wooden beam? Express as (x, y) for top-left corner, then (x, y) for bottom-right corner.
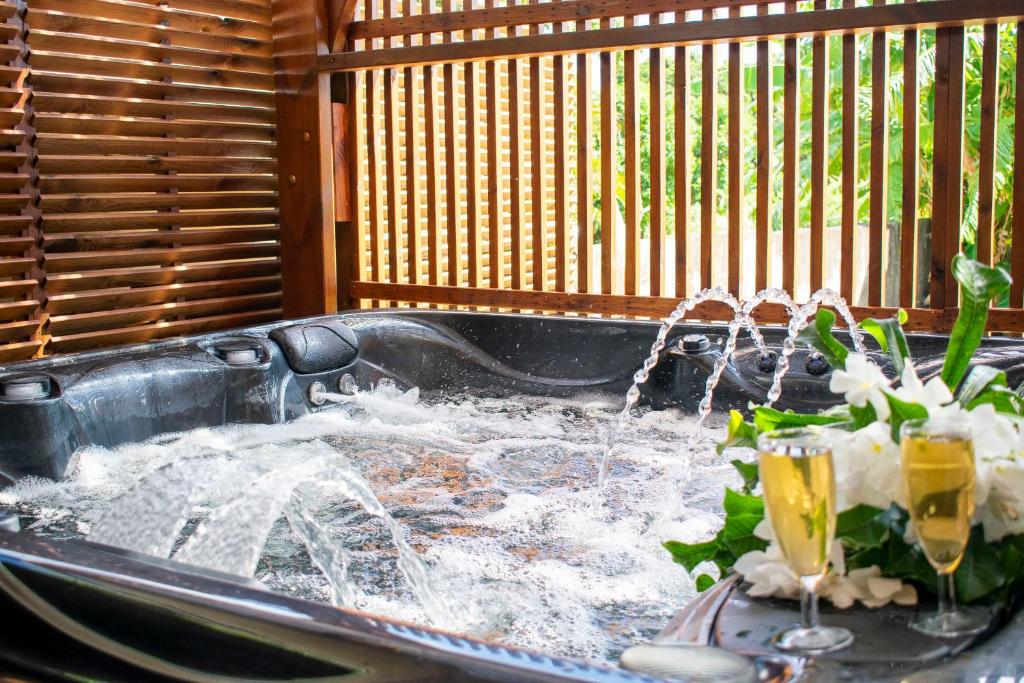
(273, 0), (338, 316)
(320, 0), (1024, 71)
(349, 280), (994, 332)
(328, 0), (362, 52)
(350, 0), (780, 42)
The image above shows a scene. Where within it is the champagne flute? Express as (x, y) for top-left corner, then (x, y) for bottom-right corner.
(758, 427), (854, 654)
(900, 417), (991, 638)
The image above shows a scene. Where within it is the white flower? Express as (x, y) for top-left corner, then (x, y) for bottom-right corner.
(733, 541), (917, 608)
(830, 353), (892, 421)
(828, 423), (903, 510)
(892, 362), (954, 412)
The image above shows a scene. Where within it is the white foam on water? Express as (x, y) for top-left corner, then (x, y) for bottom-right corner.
(3, 381), (736, 664)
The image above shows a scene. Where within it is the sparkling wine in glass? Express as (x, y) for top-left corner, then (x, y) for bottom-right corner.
(900, 417), (992, 638)
(758, 428), (853, 654)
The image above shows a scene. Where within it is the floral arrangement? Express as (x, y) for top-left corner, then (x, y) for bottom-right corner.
(665, 255), (1024, 608)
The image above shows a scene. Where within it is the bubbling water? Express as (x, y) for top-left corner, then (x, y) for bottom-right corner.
(0, 381), (735, 664)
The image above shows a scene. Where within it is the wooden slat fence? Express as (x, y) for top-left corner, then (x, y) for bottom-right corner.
(0, 0), (281, 361)
(325, 0), (1024, 332)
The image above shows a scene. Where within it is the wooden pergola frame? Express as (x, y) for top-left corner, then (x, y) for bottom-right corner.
(272, 0), (1024, 328)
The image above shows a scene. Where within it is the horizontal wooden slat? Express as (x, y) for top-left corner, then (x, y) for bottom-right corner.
(31, 51), (273, 92)
(350, 281), (964, 332)
(0, 87), (23, 108)
(36, 155), (277, 175)
(0, 152), (26, 172)
(44, 243), (279, 272)
(0, 111), (24, 128)
(125, 0), (271, 25)
(36, 133), (275, 158)
(31, 72), (274, 108)
(42, 209), (278, 232)
(33, 113), (275, 142)
(32, 93), (274, 124)
(0, 320), (40, 345)
(48, 307), (281, 353)
(0, 279), (36, 299)
(39, 174), (276, 194)
(0, 340), (42, 363)
(0, 2), (16, 22)
(48, 292), (281, 335)
(28, 30), (273, 74)
(29, 0), (272, 41)
(47, 275), (281, 314)
(0, 175), (28, 194)
(26, 10), (273, 57)
(0, 237), (32, 255)
(44, 227), (279, 252)
(0, 300), (38, 323)
(45, 259), (281, 293)
(40, 192), (276, 214)
(0, 195), (29, 211)
(0, 257), (32, 277)
(323, 0), (1024, 71)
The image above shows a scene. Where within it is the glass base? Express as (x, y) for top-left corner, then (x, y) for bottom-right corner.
(909, 605), (992, 638)
(773, 625), (854, 655)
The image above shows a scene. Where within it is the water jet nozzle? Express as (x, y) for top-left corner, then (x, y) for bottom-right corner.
(0, 374), (53, 402)
(805, 352), (831, 376)
(679, 334), (711, 354)
(309, 381), (328, 406)
(756, 351), (778, 373)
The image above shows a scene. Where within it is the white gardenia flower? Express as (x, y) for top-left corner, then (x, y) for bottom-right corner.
(732, 541), (917, 608)
(892, 362), (954, 412)
(829, 353), (892, 421)
(828, 423), (903, 510)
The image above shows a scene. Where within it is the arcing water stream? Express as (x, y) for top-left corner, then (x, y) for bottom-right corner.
(0, 287), (864, 665)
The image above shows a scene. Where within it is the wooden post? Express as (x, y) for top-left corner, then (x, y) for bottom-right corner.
(272, 0), (339, 317)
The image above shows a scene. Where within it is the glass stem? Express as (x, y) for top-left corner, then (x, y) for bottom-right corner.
(799, 574), (822, 630)
(935, 569), (955, 621)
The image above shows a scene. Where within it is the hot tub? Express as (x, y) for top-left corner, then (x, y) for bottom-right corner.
(0, 310), (1022, 682)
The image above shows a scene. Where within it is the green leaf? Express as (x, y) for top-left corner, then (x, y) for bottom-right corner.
(849, 403), (878, 430)
(966, 385), (1024, 416)
(859, 314), (911, 375)
(664, 539), (721, 572)
(836, 505), (891, 551)
(795, 309), (849, 369)
(717, 410), (758, 455)
(751, 406), (845, 433)
(720, 489), (768, 558)
(955, 527), (1006, 602)
(941, 255), (1013, 389)
(730, 459), (759, 494)
(957, 365), (1007, 406)
(883, 392), (928, 442)
(695, 574), (717, 592)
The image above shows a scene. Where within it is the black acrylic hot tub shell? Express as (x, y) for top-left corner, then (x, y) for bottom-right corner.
(1, 309), (1023, 682)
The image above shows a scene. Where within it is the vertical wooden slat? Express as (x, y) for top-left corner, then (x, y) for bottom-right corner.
(366, 46), (386, 297)
(809, 0), (827, 293)
(403, 0), (422, 287)
(624, 19), (640, 297)
(900, 11), (919, 308)
(755, 3), (770, 294)
(529, 8), (547, 292)
(976, 22), (999, 267)
(443, 0), (461, 289)
(423, 0), (443, 290)
(841, 0), (858, 302)
(485, 0), (502, 290)
(673, 31), (690, 298)
(727, 6), (741, 296)
(700, 8), (715, 291)
(781, 1), (798, 294)
(553, 17), (571, 292)
(867, 1), (888, 307)
(649, 15), (666, 298)
(931, 26), (965, 312)
(1012, 23), (1024, 307)
(384, 0), (403, 298)
(509, 47), (527, 290)
(600, 19), (616, 295)
(348, 72), (367, 303)
(465, 22), (482, 287)
(577, 37), (593, 294)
